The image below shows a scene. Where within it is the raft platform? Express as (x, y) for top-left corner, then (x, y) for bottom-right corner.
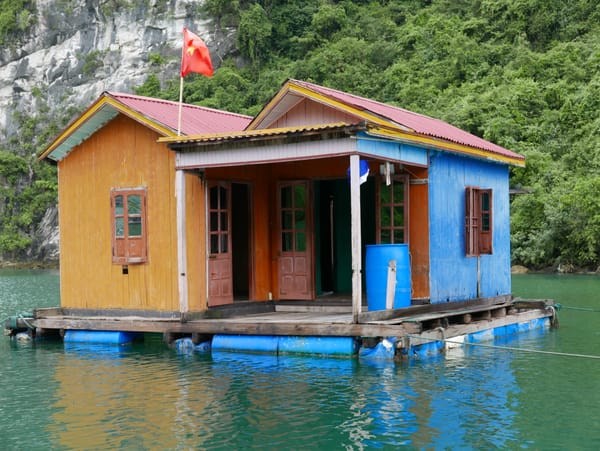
(4, 296), (556, 359)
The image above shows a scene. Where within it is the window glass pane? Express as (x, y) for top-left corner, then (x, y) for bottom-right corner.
(394, 206), (404, 227)
(210, 212), (218, 232)
(380, 206), (391, 227)
(282, 232), (293, 252)
(481, 192), (489, 211)
(115, 217), (124, 237)
(296, 232), (306, 252)
(394, 229), (404, 244)
(393, 181), (404, 203)
(114, 195), (124, 216)
(219, 186), (227, 210)
(282, 211), (293, 230)
(380, 183), (390, 204)
(294, 185), (305, 208)
(210, 186), (218, 209)
(220, 212), (228, 231)
(128, 217), (142, 236)
(482, 213), (490, 231)
(294, 209), (305, 229)
(281, 186), (292, 208)
(128, 195), (141, 214)
(381, 229), (391, 244)
(221, 233), (228, 253)
(210, 235), (219, 254)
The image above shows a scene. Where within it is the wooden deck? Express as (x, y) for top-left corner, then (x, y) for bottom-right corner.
(13, 296), (555, 342)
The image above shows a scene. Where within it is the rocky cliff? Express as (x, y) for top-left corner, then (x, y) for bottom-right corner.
(0, 0), (232, 265)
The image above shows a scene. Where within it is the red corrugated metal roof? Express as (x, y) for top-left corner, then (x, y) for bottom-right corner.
(108, 92), (252, 135)
(289, 79), (524, 162)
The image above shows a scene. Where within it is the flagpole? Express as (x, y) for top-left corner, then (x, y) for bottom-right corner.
(177, 75), (184, 136)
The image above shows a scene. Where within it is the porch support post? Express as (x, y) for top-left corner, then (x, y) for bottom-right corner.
(349, 154), (362, 323)
(175, 169), (189, 313)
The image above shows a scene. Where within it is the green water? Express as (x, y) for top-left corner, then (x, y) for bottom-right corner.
(1, 270), (599, 450)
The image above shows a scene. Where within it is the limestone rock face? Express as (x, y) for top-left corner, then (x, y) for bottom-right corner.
(0, 0), (233, 139)
(0, 0), (235, 263)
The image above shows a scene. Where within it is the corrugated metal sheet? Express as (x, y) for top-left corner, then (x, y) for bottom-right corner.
(162, 122), (357, 145)
(109, 92), (252, 135)
(288, 79), (524, 162)
(40, 92), (252, 162)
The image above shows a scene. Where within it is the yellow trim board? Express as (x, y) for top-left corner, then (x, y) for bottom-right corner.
(159, 121), (351, 144)
(367, 126), (526, 167)
(38, 95), (175, 161)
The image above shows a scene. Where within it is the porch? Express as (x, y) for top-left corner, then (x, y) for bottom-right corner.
(14, 296), (554, 345)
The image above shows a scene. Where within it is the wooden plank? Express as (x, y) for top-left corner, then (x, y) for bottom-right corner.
(32, 317), (421, 337)
(407, 309), (552, 346)
(397, 301), (514, 324)
(358, 294), (512, 323)
(274, 304), (352, 313)
(349, 154), (363, 323)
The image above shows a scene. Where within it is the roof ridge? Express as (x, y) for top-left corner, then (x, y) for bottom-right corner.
(106, 91), (252, 119)
(290, 79), (439, 122)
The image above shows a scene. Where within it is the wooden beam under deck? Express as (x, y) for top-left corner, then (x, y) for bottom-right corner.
(27, 297), (554, 341)
(33, 314), (421, 337)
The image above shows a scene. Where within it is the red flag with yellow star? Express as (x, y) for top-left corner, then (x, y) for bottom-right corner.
(181, 28), (214, 77)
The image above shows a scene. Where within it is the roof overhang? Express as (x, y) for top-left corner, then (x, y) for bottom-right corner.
(247, 79), (410, 132)
(364, 124), (526, 167)
(38, 94), (175, 162)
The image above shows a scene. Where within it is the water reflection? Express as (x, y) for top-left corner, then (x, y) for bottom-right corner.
(45, 333), (539, 450)
(48, 342), (218, 450)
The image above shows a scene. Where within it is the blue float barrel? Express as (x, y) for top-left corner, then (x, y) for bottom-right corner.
(63, 330), (142, 345)
(278, 336), (358, 356)
(365, 244), (411, 311)
(212, 334), (279, 353)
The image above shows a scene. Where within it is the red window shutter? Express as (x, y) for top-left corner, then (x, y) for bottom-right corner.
(465, 187), (478, 256)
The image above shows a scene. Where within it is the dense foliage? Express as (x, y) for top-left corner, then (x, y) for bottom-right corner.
(136, 0), (600, 271)
(0, 86), (76, 259)
(5, 0), (600, 270)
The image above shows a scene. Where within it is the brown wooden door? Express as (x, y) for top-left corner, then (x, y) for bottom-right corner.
(208, 182), (233, 306)
(278, 181), (314, 300)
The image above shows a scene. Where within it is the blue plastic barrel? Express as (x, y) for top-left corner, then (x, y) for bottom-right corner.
(365, 244), (411, 311)
(211, 334), (279, 353)
(63, 330), (142, 345)
(278, 336), (358, 356)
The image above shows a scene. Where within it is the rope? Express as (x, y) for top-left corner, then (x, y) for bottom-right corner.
(18, 314), (35, 330)
(554, 303), (600, 313)
(406, 334), (600, 360)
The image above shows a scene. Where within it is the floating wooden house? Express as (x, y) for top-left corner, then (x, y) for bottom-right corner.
(21, 79), (553, 357)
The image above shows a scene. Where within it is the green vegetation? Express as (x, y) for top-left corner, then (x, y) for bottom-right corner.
(135, 0), (600, 270)
(3, 0), (600, 270)
(0, 0), (36, 45)
(0, 87), (76, 259)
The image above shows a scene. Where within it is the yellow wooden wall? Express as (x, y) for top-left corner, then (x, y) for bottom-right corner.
(185, 172), (207, 311)
(58, 115), (182, 310)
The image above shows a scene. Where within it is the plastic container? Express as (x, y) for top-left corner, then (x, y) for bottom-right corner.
(211, 334), (279, 353)
(63, 330), (142, 345)
(278, 336), (358, 356)
(365, 244), (411, 311)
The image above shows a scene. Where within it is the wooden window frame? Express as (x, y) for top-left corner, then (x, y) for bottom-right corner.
(111, 187), (148, 264)
(465, 186), (493, 256)
(376, 174), (409, 244)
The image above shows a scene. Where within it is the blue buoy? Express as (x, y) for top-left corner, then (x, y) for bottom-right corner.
(63, 330), (142, 345)
(212, 334), (279, 353)
(279, 336), (358, 356)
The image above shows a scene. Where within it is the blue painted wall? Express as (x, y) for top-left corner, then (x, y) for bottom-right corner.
(428, 151), (511, 303)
